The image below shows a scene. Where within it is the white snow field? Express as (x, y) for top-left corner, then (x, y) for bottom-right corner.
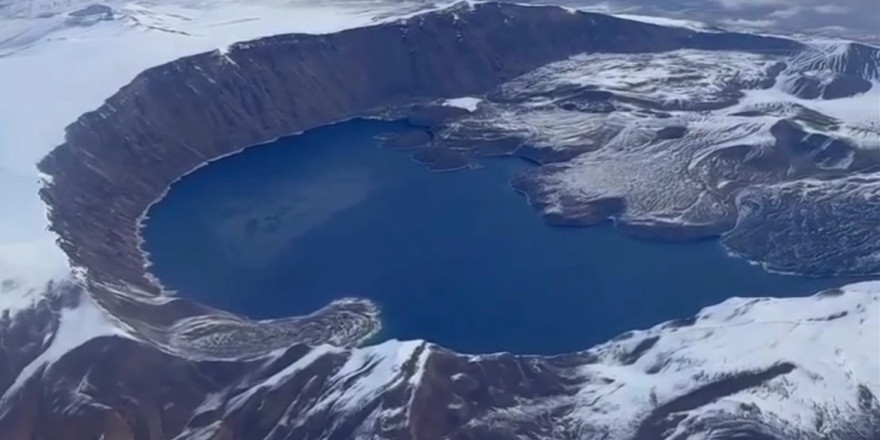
(0, 0), (452, 314)
(0, 3), (878, 436)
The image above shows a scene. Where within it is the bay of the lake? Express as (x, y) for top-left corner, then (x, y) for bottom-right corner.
(142, 118), (853, 354)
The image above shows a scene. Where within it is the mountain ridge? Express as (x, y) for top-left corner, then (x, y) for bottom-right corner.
(2, 2), (878, 438)
(1, 280), (876, 439)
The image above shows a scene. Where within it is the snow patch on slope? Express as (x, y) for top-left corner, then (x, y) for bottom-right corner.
(319, 339), (427, 414)
(498, 49), (778, 109)
(226, 344), (339, 412)
(444, 96), (483, 112)
(732, 82), (880, 137)
(611, 13), (719, 33)
(586, 281), (878, 433)
(467, 281), (880, 437)
(0, 0), (439, 317)
(206, 339), (428, 438)
(0, 290), (129, 404)
(441, 41), (880, 275)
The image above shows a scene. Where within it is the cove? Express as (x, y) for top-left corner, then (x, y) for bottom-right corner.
(142, 118), (856, 355)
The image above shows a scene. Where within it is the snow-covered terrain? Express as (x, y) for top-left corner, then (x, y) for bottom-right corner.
(1, 2), (879, 438)
(562, 281), (879, 436)
(443, 96), (483, 112)
(3, 278), (876, 439)
(0, 0), (445, 315)
(608, 13), (721, 33)
(192, 282), (880, 439)
(2, 0), (877, 309)
(438, 40), (880, 275)
(0, 283), (128, 406)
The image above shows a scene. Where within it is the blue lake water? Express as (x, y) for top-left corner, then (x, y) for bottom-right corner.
(143, 119), (855, 354)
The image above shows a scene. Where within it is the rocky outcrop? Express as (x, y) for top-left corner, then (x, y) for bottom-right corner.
(35, 2), (813, 360)
(1, 282), (877, 440)
(37, 2), (801, 301)
(15, 3), (879, 439)
(444, 40), (879, 274)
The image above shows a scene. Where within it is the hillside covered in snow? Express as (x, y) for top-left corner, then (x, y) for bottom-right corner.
(0, 1), (878, 439)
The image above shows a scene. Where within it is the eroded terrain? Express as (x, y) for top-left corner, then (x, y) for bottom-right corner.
(1, 3), (878, 439)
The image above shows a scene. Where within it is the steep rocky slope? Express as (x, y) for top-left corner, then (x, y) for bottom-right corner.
(1, 281), (877, 439)
(1, 2), (877, 439)
(36, 2), (803, 300)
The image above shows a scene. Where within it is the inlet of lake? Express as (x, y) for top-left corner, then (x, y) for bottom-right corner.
(142, 118), (854, 355)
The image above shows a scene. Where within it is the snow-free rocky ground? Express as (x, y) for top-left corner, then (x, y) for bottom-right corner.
(0, 1), (879, 439)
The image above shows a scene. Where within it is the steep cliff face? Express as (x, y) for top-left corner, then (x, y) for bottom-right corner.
(2, 282), (877, 440)
(16, 2), (880, 439)
(33, 1), (817, 370)
(37, 2), (801, 300)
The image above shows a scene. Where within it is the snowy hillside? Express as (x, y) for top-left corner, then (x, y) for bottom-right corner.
(1, 280), (876, 439)
(0, 0), (439, 314)
(175, 282), (880, 440)
(565, 281), (879, 437)
(438, 40), (880, 276)
(0, 2), (878, 439)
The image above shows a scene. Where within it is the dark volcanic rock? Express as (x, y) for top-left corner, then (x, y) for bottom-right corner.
(785, 75), (824, 99)
(37, 2), (801, 304)
(65, 4), (113, 25)
(0, 282), (68, 396)
(655, 126), (687, 140)
(556, 89), (618, 113)
(632, 362), (796, 440)
(17, 3), (879, 440)
(618, 219), (735, 242)
(619, 336), (661, 365)
(1, 279), (877, 440)
(822, 74), (873, 99)
(785, 73), (873, 100)
(515, 143), (594, 164)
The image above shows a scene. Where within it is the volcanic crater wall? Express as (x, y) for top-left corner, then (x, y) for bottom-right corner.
(37, 2), (801, 298)
(14, 6), (880, 439)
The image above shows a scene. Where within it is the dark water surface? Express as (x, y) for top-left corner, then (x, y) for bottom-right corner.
(143, 119), (853, 354)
